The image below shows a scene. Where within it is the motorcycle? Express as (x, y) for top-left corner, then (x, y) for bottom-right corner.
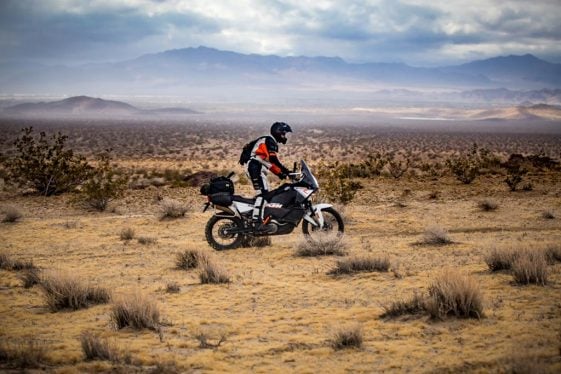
(200, 160), (344, 250)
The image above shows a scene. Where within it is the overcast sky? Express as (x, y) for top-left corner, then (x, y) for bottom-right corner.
(1, 0), (560, 66)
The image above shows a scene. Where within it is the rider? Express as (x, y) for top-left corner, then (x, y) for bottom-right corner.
(244, 122), (292, 231)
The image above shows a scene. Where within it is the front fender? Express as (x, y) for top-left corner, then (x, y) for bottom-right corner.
(303, 203), (333, 227)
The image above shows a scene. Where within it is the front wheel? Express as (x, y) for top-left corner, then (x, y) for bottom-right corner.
(302, 207), (344, 242)
(205, 215), (244, 250)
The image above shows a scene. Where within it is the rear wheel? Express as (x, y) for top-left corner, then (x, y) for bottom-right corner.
(205, 215), (244, 250)
(302, 207), (344, 242)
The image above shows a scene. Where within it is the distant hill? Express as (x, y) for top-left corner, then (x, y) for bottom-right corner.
(2, 96), (199, 118)
(470, 104), (561, 121)
(1, 46), (560, 99)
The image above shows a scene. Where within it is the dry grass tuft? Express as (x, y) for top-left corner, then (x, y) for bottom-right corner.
(2, 206), (23, 223)
(512, 250), (548, 286)
(175, 249), (210, 270)
(194, 329), (228, 349)
(0, 252), (35, 271)
(199, 259), (231, 284)
(18, 267), (42, 288)
(165, 282), (180, 293)
(242, 236), (272, 248)
(111, 291), (160, 330)
(330, 324), (363, 350)
(420, 226), (453, 246)
(485, 246), (519, 271)
(328, 255), (390, 275)
(380, 292), (426, 318)
(425, 270), (484, 320)
(544, 244), (561, 263)
(0, 338), (49, 369)
(40, 272), (111, 311)
(80, 332), (120, 362)
(159, 198), (188, 220)
(137, 236), (157, 245)
(295, 235), (347, 257)
(478, 199), (498, 212)
(541, 210), (556, 220)
(119, 227), (135, 241)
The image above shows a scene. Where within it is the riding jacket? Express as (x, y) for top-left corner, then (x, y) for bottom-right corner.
(249, 136), (290, 177)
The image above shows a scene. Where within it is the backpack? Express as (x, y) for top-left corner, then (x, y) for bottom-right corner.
(239, 136), (268, 165)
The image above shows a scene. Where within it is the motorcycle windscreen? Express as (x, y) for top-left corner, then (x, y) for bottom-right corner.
(300, 160), (319, 189)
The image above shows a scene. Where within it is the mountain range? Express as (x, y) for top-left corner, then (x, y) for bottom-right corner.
(1, 46), (560, 103)
(1, 95), (198, 117)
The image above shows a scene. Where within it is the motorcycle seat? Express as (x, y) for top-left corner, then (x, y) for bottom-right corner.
(232, 195), (255, 204)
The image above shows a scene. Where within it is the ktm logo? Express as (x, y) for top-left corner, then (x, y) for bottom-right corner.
(266, 203), (283, 208)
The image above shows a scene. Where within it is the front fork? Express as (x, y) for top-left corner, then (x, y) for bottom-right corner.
(303, 203), (332, 228)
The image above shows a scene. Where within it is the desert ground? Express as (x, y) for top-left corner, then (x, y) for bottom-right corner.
(1, 118), (561, 373)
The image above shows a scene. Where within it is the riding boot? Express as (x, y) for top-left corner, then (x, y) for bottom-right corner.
(252, 196), (274, 232)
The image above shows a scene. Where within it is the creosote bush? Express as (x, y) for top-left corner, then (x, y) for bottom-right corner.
(111, 291), (160, 330)
(328, 255), (390, 275)
(199, 259), (231, 284)
(40, 272), (111, 311)
(80, 152), (128, 211)
(330, 325), (363, 350)
(159, 198), (188, 220)
(380, 292), (426, 318)
(176, 249), (209, 270)
(296, 235), (347, 257)
(420, 226), (452, 246)
(2, 206), (23, 223)
(80, 332), (120, 362)
(512, 250), (548, 285)
(425, 270), (484, 320)
(7, 127), (91, 196)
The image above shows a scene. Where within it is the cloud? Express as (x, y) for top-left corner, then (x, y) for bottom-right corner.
(0, 0), (560, 66)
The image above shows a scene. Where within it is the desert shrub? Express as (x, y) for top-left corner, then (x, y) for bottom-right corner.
(165, 282), (180, 293)
(111, 291), (160, 330)
(477, 199), (498, 212)
(541, 210), (556, 219)
(504, 166), (527, 191)
(80, 332), (120, 362)
(420, 226), (452, 245)
(120, 227), (135, 241)
(159, 198), (188, 220)
(0, 338), (49, 369)
(6, 127), (91, 196)
(194, 329), (228, 349)
(2, 206), (22, 223)
(387, 159), (409, 179)
(485, 247), (519, 271)
(137, 236), (157, 245)
(317, 162), (363, 204)
(328, 255), (390, 275)
(295, 235), (347, 257)
(199, 259), (231, 284)
(512, 250), (548, 285)
(19, 267), (41, 288)
(175, 249), (209, 270)
(80, 152), (128, 211)
(425, 270), (484, 320)
(0, 252), (13, 270)
(445, 143), (486, 184)
(330, 325), (363, 350)
(40, 272), (111, 311)
(380, 292), (426, 318)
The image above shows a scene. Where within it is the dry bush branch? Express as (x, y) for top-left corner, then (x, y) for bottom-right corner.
(329, 255), (390, 275)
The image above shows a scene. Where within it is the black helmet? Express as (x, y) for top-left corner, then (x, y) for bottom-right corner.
(270, 122), (292, 144)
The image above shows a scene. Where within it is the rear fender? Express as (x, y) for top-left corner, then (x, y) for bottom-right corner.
(303, 203), (333, 227)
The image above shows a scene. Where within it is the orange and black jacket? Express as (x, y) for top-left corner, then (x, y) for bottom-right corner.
(250, 136), (290, 176)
